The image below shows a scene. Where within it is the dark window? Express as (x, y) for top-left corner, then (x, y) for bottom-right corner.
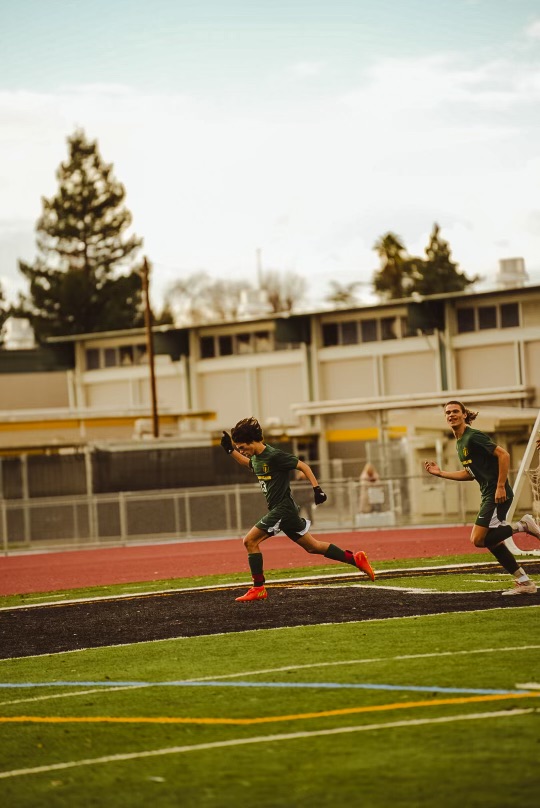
(200, 336), (215, 358)
(341, 321), (358, 345)
(86, 348), (100, 370)
(104, 348), (117, 367)
(218, 335), (233, 356)
(457, 308), (475, 333)
(135, 344), (147, 364)
(381, 317), (397, 340)
(322, 323), (339, 346)
(478, 306), (497, 330)
(360, 319), (378, 342)
(500, 302), (519, 328)
(119, 346), (134, 365)
(401, 316), (415, 337)
(236, 333), (253, 354)
(254, 331), (272, 352)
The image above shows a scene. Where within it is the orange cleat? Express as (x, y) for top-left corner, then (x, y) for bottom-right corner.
(354, 551), (375, 581)
(235, 585), (268, 602)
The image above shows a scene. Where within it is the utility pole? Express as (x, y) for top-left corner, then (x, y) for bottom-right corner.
(141, 257), (159, 438)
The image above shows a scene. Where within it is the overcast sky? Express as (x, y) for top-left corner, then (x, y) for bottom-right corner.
(1, 0), (540, 310)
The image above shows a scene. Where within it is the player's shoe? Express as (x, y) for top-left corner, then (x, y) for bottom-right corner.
(354, 551), (375, 581)
(517, 514), (540, 540)
(501, 579), (537, 596)
(235, 586), (268, 602)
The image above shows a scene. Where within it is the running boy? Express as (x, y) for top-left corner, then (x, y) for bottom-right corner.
(221, 417), (375, 602)
(424, 401), (540, 595)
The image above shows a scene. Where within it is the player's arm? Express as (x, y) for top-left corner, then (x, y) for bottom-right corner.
(424, 461), (472, 481)
(296, 459), (327, 504)
(493, 445), (510, 503)
(220, 431), (250, 467)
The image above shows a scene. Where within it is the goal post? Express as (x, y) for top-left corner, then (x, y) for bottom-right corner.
(505, 409), (540, 556)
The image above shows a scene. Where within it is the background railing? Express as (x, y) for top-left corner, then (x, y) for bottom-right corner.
(1, 474), (533, 554)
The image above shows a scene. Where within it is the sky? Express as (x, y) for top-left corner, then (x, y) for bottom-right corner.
(1, 0), (540, 311)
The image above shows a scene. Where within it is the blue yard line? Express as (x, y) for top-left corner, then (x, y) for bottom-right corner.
(0, 681), (527, 695)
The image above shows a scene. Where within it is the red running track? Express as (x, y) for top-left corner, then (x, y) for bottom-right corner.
(0, 525), (509, 596)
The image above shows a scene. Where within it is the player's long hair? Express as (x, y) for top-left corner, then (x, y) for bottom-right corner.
(231, 417), (264, 444)
(444, 400), (478, 424)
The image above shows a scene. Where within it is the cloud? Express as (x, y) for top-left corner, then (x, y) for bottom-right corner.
(1, 44), (540, 308)
(525, 19), (540, 39)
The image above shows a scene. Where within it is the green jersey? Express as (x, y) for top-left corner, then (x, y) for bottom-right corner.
(249, 444), (299, 510)
(456, 426), (510, 497)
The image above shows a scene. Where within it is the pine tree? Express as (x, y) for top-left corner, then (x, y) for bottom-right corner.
(412, 223), (479, 296)
(18, 129), (144, 341)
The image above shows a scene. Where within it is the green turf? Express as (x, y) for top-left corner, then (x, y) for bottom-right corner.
(0, 608), (539, 807)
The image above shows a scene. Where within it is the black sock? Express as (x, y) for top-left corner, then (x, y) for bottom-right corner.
(488, 543), (519, 574)
(324, 544), (356, 566)
(248, 553), (265, 586)
(484, 525), (513, 548)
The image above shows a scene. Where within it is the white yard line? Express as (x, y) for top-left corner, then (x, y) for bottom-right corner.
(0, 708), (534, 780)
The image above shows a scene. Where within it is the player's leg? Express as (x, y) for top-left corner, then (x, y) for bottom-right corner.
(471, 502), (536, 595)
(295, 529), (375, 581)
(235, 525), (270, 602)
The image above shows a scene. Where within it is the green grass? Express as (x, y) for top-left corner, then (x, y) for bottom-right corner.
(1, 608), (539, 807)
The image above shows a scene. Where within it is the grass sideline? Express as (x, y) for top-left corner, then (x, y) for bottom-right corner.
(0, 552), (526, 609)
(0, 609), (539, 807)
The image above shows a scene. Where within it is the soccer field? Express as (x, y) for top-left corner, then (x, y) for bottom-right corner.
(0, 557), (539, 807)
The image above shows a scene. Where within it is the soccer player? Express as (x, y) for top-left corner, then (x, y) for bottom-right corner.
(424, 401), (540, 596)
(221, 417), (375, 602)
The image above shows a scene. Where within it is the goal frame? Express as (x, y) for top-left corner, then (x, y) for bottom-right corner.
(505, 409), (540, 556)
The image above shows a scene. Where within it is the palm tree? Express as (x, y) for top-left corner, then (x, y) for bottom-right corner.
(372, 232), (414, 299)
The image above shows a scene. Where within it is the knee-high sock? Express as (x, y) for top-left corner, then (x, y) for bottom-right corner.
(248, 553), (265, 585)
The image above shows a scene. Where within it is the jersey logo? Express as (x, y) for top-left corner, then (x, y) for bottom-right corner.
(462, 447), (469, 457)
(262, 464), (269, 474)
(257, 475), (272, 481)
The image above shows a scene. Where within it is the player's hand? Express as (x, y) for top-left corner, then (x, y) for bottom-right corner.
(313, 486), (327, 505)
(220, 431), (234, 454)
(424, 460), (440, 476)
(495, 485), (507, 504)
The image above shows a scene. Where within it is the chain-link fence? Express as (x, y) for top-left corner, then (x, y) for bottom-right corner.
(0, 474), (485, 554)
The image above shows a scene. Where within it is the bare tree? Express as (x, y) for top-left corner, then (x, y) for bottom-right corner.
(260, 270), (308, 313)
(167, 271), (254, 325)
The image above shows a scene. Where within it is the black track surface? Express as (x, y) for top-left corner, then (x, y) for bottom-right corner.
(2, 563), (539, 659)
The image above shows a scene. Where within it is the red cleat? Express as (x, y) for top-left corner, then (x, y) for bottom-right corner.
(354, 551), (375, 581)
(235, 585), (268, 602)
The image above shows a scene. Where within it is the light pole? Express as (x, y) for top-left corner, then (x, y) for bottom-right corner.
(140, 256), (159, 438)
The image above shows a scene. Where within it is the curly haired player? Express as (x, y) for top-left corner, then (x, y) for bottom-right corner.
(221, 417), (375, 602)
(424, 401), (540, 596)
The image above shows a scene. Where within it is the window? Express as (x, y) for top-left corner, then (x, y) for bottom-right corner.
(236, 333), (253, 354)
(501, 302), (519, 328)
(119, 346), (134, 365)
(104, 348), (117, 367)
(478, 306), (497, 330)
(85, 348), (99, 370)
(457, 302), (520, 333)
(341, 321), (358, 345)
(381, 317), (398, 340)
(254, 331), (272, 352)
(361, 319), (378, 342)
(200, 336), (215, 358)
(322, 323), (338, 346)
(218, 335), (233, 356)
(457, 308), (475, 333)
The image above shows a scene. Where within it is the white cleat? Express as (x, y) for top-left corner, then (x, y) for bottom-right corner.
(518, 514), (540, 540)
(502, 580), (538, 596)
